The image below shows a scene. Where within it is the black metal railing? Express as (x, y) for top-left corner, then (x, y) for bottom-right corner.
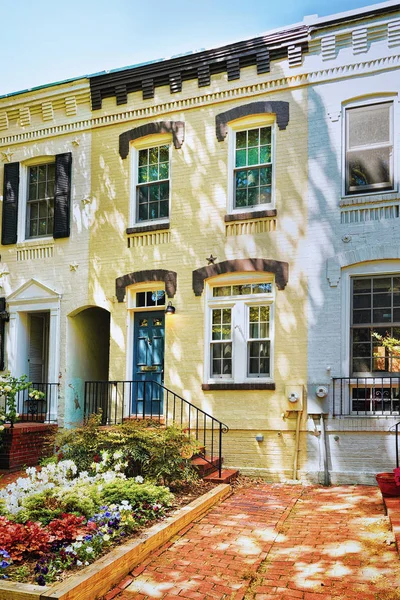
(84, 380), (229, 477)
(333, 377), (400, 416)
(17, 383), (59, 424)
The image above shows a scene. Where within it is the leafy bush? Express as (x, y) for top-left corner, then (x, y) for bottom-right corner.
(55, 417), (200, 486)
(100, 479), (173, 512)
(0, 516), (51, 562)
(19, 490), (63, 525)
(47, 514), (87, 543)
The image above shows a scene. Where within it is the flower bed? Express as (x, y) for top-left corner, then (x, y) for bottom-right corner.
(0, 417), (204, 587)
(0, 459), (176, 586)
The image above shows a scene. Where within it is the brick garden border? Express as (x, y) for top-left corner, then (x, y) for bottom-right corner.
(0, 483), (231, 600)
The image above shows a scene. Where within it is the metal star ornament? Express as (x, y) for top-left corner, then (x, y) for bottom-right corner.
(206, 254), (217, 265)
(1, 149), (13, 163)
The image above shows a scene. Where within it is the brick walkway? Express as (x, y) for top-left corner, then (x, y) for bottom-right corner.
(106, 483), (400, 600)
(0, 468), (27, 488)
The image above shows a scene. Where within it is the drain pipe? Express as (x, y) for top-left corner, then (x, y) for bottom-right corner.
(320, 414), (330, 486)
(292, 410), (302, 480)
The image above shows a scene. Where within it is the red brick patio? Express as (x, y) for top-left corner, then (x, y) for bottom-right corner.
(105, 483), (400, 600)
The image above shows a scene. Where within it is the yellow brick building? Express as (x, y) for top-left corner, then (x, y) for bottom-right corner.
(86, 28), (309, 479)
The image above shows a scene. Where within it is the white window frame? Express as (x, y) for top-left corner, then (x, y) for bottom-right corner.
(129, 134), (172, 228)
(341, 261), (400, 376)
(227, 114), (276, 215)
(204, 273), (275, 384)
(18, 156), (56, 244)
(342, 97), (397, 199)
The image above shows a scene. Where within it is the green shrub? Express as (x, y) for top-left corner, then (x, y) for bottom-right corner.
(18, 483), (102, 524)
(56, 484), (101, 519)
(100, 479), (174, 509)
(55, 417), (200, 486)
(20, 490), (63, 525)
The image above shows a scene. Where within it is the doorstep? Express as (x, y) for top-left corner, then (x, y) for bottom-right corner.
(0, 483), (231, 600)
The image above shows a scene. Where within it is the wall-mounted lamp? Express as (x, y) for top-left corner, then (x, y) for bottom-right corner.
(165, 301), (176, 315)
(0, 309), (9, 322)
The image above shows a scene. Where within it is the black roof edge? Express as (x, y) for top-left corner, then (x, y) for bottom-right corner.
(88, 24), (309, 83)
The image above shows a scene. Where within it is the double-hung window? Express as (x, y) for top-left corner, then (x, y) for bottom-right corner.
(345, 102), (394, 195)
(234, 126), (273, 210)
(136, 145), (170, 223)
(26, 163), (55, 238)
(207, 279), (274, 382)
(351, 275), (400, 375)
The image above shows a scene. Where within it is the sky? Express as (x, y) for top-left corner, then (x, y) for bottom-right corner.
(0, 0), (394, 96)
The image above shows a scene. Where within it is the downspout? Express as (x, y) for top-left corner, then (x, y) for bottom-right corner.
(320, 414), (330, 486)
(292, 410), (302, 480)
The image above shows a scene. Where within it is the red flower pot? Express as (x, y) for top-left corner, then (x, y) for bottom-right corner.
(376, 472), (400, 497)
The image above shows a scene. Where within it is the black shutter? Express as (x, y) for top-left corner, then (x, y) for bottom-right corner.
(0, 298), (6, 371)
(53, 152), (72, 239)
(1, 162), (19, 245)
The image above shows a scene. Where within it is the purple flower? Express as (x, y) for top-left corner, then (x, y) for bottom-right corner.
(0, 561), (9, 568)
(36, 575), (46, 586)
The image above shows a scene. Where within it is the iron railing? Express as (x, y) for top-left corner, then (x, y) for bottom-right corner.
(0, 382), (59, 424)
(333, 377), (400, 416)
(84, 380), (229, 477)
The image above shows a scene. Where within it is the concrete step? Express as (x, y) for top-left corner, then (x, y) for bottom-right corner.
(203, 468), (239, 484)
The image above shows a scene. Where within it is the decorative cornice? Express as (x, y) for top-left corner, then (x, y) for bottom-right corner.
(116, 269), (177, 302)
(192, 258), (289, 296)
(0, 54), (399, 148)
(216, 102), (289, 141)
(89, 26), (309, 109)
(119, 121), (185, 159)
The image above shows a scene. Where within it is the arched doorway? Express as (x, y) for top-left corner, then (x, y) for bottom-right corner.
(65, 306), (110, 427)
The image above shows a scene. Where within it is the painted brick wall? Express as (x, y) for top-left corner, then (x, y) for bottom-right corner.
(305, 16), (400, 482)
(89, 67), (309, 476)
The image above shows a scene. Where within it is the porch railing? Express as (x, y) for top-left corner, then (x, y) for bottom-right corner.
(0, 382), (59, 424)
(84, 380), (229, 477)
(333, 377), (400, 416)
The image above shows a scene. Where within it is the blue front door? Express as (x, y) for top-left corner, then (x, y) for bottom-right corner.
(133, 311), (164, 415)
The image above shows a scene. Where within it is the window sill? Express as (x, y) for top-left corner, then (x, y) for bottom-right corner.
(340, 190), (399, 207)
(224, 209), (277, 222)
(16, 238), (54, 247)
(126, 222), (170, 234)
(202, 382), (275, 391)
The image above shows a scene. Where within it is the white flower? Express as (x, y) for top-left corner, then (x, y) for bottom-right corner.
(0, 425), (4, 431)
(113, 450), (123, 460)
(135, 475), (144, 484)
(3, 385), (11, 392)
(76, 560), (83, 566)
(86, 546), (93, 554)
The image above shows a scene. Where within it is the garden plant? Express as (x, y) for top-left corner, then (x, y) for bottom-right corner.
(0, 416), (201, 585)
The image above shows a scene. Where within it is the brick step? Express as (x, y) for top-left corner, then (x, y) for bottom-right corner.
(191, 455), (222, 477)
(203, 468), (239, 484)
